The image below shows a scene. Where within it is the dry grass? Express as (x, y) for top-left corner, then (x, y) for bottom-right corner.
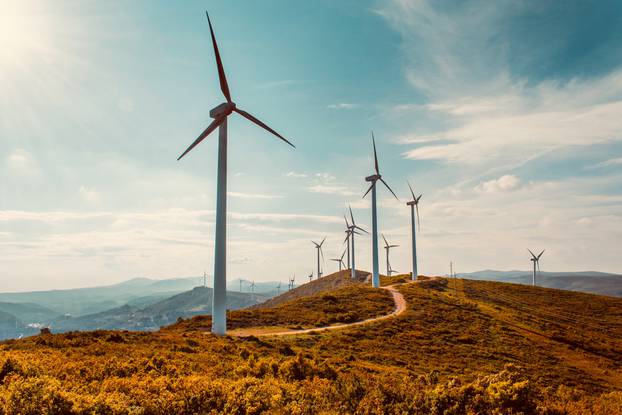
(0, 275), (620, 414)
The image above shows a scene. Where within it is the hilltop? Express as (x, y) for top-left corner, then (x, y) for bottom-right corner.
(460, 270), (622, 297)
(0, 271), (620, 414)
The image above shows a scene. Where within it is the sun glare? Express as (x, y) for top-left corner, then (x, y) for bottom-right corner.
(0, 1), (49, 70)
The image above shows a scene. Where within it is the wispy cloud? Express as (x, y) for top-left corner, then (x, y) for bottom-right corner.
(285, 171), (308, 178)
(475, 175), (521, 193)
(327, 103), (358, 110)
(308, 184), (356, 196)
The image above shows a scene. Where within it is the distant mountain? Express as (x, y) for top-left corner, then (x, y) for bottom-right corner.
(0, 276), (204, 317)
(0, 302), (59, 324)
(457, 270), (622, 297)
(0, 276), (286, 318)
(229, 278), (290, 294)
(48, 287), (269, 333)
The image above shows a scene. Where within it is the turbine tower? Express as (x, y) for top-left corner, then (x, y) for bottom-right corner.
(276, 282), (281, 295)
(346, 205), (368, 279)
(363, 132), (398, 287)
(528, 249), (545, 286)
(250, 280), (255, 301)
(406, 181), (422, 280)
(343, 215), (352, 268)
(382, 234), (399, 276)
(311, 237), (326, 278)
(176, 13), (294, 336)
(330, 249), (347, 271)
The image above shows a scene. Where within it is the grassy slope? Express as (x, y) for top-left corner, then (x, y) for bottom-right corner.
(0, 276), (621, 414)
(171, 270), (394, 332)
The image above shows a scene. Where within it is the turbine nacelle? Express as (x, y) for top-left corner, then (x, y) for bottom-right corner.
(210, 102), (236, 118)
(365, 174), (380, 182)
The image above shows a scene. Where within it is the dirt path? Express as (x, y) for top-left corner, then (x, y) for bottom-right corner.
(229, 282), (410, 337)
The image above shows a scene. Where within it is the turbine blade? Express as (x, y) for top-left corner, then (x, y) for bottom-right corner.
(380, 177), (399, 200)
(320, 236), (326, 246)
(382, 233), (388, 247)
(527, 249), (537, 259)
(340, 250), (346, 260)
(206, 12), (231, 103)
(538, 249), (545, 259)
(407, 180), (416, 200)
(349, 205), (355, 225)
(344, 214), (350, 228)
(355, 225), (369, 234)
(362, 182), (374, 199)
(177, 116), (225, 160)
(320, 247), (325, 262)
(343, 234), (349, 245)
(372, 131), (379, 174)
(415, 204), (421, 229)
(233, 108), (295, 148)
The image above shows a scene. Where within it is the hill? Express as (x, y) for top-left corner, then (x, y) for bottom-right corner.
(47, 287), (268, 333)
(0, 273), (620, 413)
(461, 270), (622, 297)
(0, 302), (58, 325)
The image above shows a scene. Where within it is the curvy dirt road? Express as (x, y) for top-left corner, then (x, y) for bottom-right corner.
(229, 282), (410, 338)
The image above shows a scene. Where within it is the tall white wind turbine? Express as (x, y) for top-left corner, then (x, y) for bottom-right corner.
(382, 234), (399, 276)
(406, 181), (422, 280)
(528, 249), (545, 286)
(363, 133), (399, 287)
(346, 205), (368, 279)
(176, 13), (294, 336)
(311, 237), (326, 278)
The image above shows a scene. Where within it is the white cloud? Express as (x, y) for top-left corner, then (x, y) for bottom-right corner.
(327, 103), (357, 110)
(285, 171), (308, 178)
(591, 157), (622, 169)
(308, 184), (356, 196)
(475, 175), (521, 193)
(5, 149), (38, 176)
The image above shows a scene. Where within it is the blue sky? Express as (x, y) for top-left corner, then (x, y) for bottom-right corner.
(1, 0), (621, 291)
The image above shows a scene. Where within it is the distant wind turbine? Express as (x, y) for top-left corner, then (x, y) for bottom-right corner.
(176, 12), (294, 336)
(330, 249), (347, 271)
(312, 237), (326, 278)
(382, 234), (399, 276)
(406, 181), (422, 281)
(346, 205), (368, 279)
(528, 249), (545, 286)
(289, 274), (296, 291)
(343, 215), (352, 268)
(250, 280), (255, 301)
(363, 132), (398, 287)
(276, 282), (281, 295)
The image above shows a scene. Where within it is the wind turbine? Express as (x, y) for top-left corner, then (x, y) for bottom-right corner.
(343, 215), (352, 268)
(346, 205), (368, 279)
(330, 249), (347, 271)
(528, 249), (545, 286)
(239, 278), (245, 292)
(176, 13), (294, 336)
(382, 234), (399, 276)
(289, 274), (296, 291)
(250, 280), (255, 301)
(276, 282), (281, 295)
(311, 237), (326, 278)
(363, 132), (398, 287)
(406, 181), (422, 280)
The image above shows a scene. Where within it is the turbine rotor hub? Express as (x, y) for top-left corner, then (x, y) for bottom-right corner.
(210, 102), (236, 118)
(365, 174), (380, 182)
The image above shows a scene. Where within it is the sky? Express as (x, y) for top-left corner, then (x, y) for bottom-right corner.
(1, 0), (622, 291)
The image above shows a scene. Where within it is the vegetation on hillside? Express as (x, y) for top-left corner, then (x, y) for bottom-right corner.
(0, 276), (620, 414)
(173, 283), (394, 333)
